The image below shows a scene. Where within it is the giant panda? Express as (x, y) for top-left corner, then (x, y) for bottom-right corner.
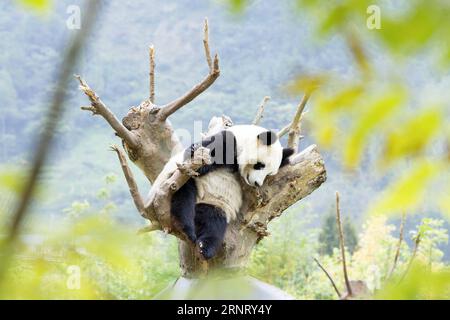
(149, 124), (294, 259)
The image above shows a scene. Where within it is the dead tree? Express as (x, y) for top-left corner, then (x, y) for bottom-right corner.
(76, 19), (326, 279)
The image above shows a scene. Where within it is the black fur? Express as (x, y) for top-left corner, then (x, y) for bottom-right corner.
(184, 130), (238, 176)
(171, 132), (293, 260)
(170, 179), (197, 243)
(257, 130), (278, 146)
(280, 147), (295, 167)
(170, 182), (228, 260)
(194, 204), (228, 260)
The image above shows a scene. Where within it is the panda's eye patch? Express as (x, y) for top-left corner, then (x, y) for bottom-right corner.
(253, 162), (265, 170)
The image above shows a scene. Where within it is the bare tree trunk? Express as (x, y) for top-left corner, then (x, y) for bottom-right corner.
(76, 20), (326, 280)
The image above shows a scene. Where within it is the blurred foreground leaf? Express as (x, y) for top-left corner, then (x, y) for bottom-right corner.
(370, 161), (443, 217)
(17, 0), (51, 12)
(383, 107), (444, 165)
(377, 263), (450, 299)
(343, 88), (406, 167)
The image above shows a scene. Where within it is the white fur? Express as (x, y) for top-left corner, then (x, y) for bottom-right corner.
(148, 124), (284, 221)
(194, 168), (242, 222)
(227, 125), (283, 187)
(147, 151), (242, 222)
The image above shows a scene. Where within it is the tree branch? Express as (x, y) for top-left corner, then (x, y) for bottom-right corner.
(277, 122), (292, 138)
(314, 258), (341, 298)
(144, 147), (212, 237)
(242, 144), (326, 232)
(399, 232), (421, 283)
(137, 224), (160, 234)
(203, 18), (213, 71)
(149, 44), (155, 103)
(110, 144), (146, 217)
(387, 212), (406, 279)
(158, 19), (220, 121)
(75, 75), (139, 148)
(336, 191), (352, 297)
(287, 93), (310, 151)
(252, 96), (270, 125)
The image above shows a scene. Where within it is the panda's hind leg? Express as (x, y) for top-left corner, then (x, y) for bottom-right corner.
(194, 204), (227, 260)
(171, 179), (197, 243)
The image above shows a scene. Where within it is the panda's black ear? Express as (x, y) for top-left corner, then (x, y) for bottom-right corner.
(257, 130), (278, 146)
(280, 148), (295, 167)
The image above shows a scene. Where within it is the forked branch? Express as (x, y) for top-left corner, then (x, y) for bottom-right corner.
(75, 75), (139, 148)
(158, 18), (220, 121)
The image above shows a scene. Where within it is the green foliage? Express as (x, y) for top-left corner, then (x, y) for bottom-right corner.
(250, 213), (449, 299)
(412, 218), (448, 267)
(283, 0), (450, 224)
(227, 0), (249, 13)
(377, 263), (450, 300)
(16, 0), (51, 12)
(369, 161), (443, 217)
(0, 174), (179, 299)
(248, 207), (327, 299)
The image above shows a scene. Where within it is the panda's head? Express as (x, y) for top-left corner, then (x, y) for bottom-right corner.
(227, 125), (294, 187)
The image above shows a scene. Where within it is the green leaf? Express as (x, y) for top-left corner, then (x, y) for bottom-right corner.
(17, 0), (51, 12)
(316, 84), (365, 115)
(228, 0), (248, 13)
(285, 74), (329, 95)
(383, 107), (443, 164)
(343, 88), (406, 167)
(369, 161), (443, 217)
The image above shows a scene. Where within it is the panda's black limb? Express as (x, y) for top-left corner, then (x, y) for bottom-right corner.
(194, 204), (227, 260)
(170, 179), (197, 243)
(184, 130), (239, 176)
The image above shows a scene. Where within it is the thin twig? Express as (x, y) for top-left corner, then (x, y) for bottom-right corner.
(399, 233), (421, 283)
(149, 44), (155, 103)
(335, 191), (352, 297)
(387, 212), (406, 279)
(252, 96), (270, 125)
(314, 258), (342, 298)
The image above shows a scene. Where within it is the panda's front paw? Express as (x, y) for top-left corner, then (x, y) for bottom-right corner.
(189, 143), (202, 157)
(197, 240), (215, 260)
